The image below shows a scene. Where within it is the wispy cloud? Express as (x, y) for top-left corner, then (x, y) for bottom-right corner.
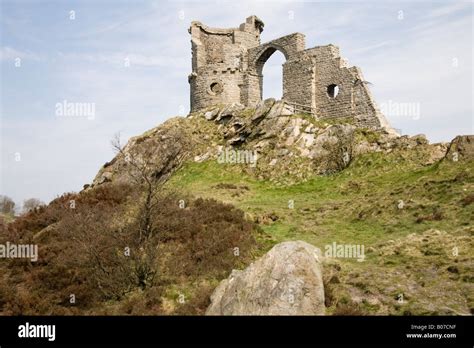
(425, 1), (471, 19)
(351, 40), (397, 54)
(0, 46), (41, 61)
(57, 52), (187, 68)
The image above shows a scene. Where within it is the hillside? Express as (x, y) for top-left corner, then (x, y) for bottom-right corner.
(1, 100), (472, 315)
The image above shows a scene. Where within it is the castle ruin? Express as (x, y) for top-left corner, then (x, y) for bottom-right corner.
(189, 15), (392, 130)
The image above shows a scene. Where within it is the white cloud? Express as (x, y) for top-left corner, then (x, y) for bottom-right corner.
(425, 1), (471, 19)
(58, 52), (187, 68)
(0, 46), (41, 61)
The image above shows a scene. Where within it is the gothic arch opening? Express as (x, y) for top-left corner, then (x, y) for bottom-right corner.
(255, 46), (288, 101)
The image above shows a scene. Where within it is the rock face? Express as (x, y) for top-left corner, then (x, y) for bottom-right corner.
(198, 100), (361, 181)
(444, 135), (474, 161)
(92, 117), (208, 187)
(206, 241), (325, 315)
(90, 99), (456, 188)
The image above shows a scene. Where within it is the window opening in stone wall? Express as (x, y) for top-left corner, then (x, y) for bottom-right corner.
(210, 82), (223, 95)
(327, 84), (339, 98)
(262, 50), (285, 100)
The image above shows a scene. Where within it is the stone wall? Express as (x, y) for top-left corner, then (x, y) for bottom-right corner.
(189, 15), (394, 131)
(189, 16), (262, 111)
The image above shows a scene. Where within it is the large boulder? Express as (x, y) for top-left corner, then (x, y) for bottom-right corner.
(206, 241), (325, 315)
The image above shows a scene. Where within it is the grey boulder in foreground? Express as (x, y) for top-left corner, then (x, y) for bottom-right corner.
(206, 241), (325, 315)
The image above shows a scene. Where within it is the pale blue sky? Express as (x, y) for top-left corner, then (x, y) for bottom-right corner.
(1, 0), (473, 206)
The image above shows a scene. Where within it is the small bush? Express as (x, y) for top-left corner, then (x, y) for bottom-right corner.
(460, 194), (474, 207)
(174, 283), (215, 315)
(333, 302), (367, 316)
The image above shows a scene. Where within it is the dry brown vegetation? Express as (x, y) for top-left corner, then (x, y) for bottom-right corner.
(0, 183), (258, 315)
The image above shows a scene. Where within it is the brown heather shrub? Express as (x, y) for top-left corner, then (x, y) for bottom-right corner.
(174, 283), (214, 315)
(333, 302), (367, 316)
(460, 193), (474, 207)
(116, 287), (165, 315)
(6, 183), (133, 242)
(0, 184), (135, 314)
(155, 197), (256, 278)
(7, 193), (76, 240)
(0, 183), (258, 315)
(415, 210), (444, 223)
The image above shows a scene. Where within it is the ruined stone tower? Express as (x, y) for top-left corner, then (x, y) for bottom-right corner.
(189, 16), (392, 130)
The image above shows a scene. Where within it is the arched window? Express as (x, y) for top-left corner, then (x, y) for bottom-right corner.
(255, 46), (288, 101)
(261, 50), (286, 100)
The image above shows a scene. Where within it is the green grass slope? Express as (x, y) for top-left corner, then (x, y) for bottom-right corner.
(165, 149), (474, 315)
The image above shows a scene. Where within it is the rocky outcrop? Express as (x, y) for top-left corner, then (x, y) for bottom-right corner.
(206, 241), (325, 315)
(90, 99), (457, 188)
(311, 124), (355, 174)
(92, 117), (211, 187)
(191, 100), (361, 181)
(444, 135), (474, 162)
(353, 133), (448, 165)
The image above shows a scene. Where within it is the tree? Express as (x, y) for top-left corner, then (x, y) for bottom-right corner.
(0, 195), (15, 215)
(22, 198), (45, 214)
(111, 133), (164, 242)
(71, 132), (166, 295)
(110, 133), (167, 290)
